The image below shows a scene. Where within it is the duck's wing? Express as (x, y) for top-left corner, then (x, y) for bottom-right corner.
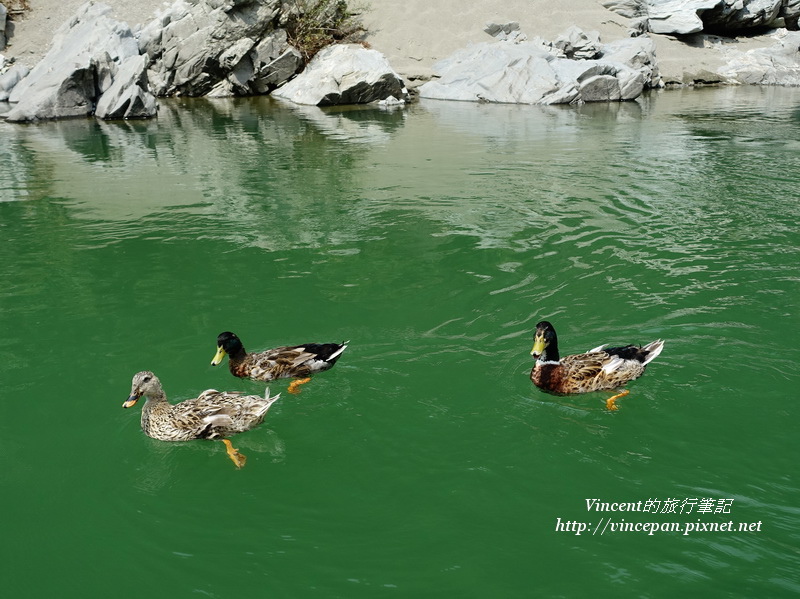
(559, 350), (647, 392)
(248, 344), (345, 378)
(560, 353), (611, 387)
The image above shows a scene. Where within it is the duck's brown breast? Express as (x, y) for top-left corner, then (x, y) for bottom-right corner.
(531, 362), (565, 393)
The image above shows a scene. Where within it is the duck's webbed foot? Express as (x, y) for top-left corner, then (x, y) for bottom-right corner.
(222, 438), (247, 468)
(605, 389), (630, 411)
(288, 377), (312, 394)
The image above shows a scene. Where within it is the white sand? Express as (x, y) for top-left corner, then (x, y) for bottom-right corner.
(2, 0), (634, 73)
(3, 0), (169, 63)
(3, 0), (627, 71)
(1, 0), (778, 86)
(360, 0), (635, 79)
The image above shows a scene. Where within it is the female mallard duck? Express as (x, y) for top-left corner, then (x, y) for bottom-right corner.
(530, 321), (664, 410)
(123, 371), (280, 468)
(211, 331), (348, 394)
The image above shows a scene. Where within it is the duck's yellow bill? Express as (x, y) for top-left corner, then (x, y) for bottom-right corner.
(211, 346), (227, 366)
(122, 395), (139, 408)
(531, 336), (546, 357)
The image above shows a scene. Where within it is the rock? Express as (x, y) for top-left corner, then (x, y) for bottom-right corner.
(783, 0), (800, 29)
(484, 21), (527, 42)
(142, 0), (288, 96)
(272, 44), (408, 106)
(5, 2), (156, 122)
(719, 29), (800, 83)
(603, 1), (714, 34)
(601, 0), (648, 19)
(95, 54), (157, 119)
(647, 0), (722, 35)
(554, 25), (602, 59)
(419, 43), (554, 104)
(0, 64), (30, 101)
(377, 95), (406, 107)
(7, 58), (97, 121)
(603, 0), (800, 35)
(602, 36), (661, 87)
(702, 0), (791, 31)
(1, 3), (7, 51)
(4, 0), (370, 116)
(557, 58), (646, 100)
(249, 29), (303, 93)
(418, 40), (645, 104)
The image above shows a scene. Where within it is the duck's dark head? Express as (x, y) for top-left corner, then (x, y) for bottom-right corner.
(531, 321), (560, 362)
(211, 331), (245, 365)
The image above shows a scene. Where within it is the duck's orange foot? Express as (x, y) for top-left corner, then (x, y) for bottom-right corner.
(287, 377), (312, 394)
(605, 389), (630, 411)
(222, 439), (247, 469)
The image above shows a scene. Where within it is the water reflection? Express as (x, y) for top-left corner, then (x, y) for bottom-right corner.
(4, 87), (799, 351)
(419, 95), (645, 139)
(1, 87), (799, 259)
(275, 99), (408, 144)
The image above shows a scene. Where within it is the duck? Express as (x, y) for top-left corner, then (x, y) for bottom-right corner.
(211, 331), (348, 394)
(530, 321), (664, 410)
(123, 371), (280, 468)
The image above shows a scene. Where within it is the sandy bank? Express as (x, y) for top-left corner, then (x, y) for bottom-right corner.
(0, 0), (788, 89)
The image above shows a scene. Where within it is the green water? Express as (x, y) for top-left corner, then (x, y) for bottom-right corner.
(1, 86), (798, 597)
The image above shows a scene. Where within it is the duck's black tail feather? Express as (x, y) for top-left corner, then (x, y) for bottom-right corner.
(304, 341), (349, 364)
(604, 340), (664, 364)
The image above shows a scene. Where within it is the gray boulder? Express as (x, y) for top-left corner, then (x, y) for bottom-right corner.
(484, 21), (528, 42)
(601, 0), (649, 18)
(0, 64), (29, 101)
(703, 0), (800, 30)
(602, 0), (800, 34)
(418, 38), (645, 105)
(647, 0), (722, 35)
(272, 44), (408, 106)
(719, 29), (800, 83)
(601, 0), (716, 33)
(602, 36), (661, 87)
(141, 0), (297, 97)
(1, 2), (7, 51)
(5, 2), (156, 122)
(554, 26), (603, 59)
(783, 0), (800, 28)
(205, 29), (303, 96)
(249, 29), (303, 93)
(95, 54), (158, 119)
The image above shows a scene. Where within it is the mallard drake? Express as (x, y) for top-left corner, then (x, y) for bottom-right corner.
(530, 321), (664, 410)
(123, 371), (280, 468)
(211, 331), (348, 394)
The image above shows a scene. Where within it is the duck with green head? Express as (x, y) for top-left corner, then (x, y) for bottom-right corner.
(530, 321), (664, 410)
(211, 332), (348, 394)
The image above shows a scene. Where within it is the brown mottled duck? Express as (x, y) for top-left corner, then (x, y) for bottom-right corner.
(123, 371), (280, 468)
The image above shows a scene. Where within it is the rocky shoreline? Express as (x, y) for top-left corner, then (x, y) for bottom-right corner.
(1, 0), (799, 122)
